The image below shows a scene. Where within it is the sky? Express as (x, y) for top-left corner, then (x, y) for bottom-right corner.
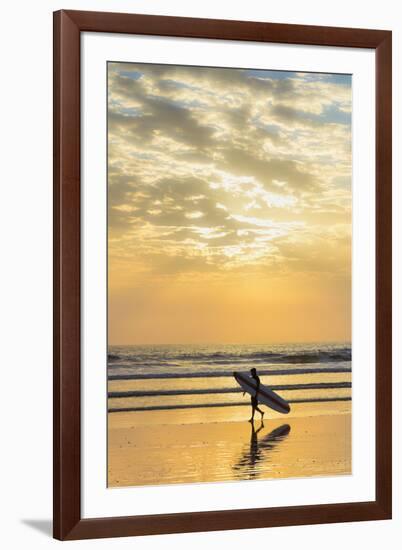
(108, 63), (352, 345)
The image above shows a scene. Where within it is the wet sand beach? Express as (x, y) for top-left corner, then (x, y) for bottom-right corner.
(108, 401), (351, 487)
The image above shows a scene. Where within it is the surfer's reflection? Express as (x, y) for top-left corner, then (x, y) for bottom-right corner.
(233, 422), (291, 480)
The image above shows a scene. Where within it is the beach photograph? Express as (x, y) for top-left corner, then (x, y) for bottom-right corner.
(107, 62), (352, 488)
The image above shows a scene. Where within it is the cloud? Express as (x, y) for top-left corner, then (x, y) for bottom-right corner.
(108, 62), (351, 281)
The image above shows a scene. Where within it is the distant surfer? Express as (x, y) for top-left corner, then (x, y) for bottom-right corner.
(248, 368), (265, 422)
(234, 368), (290, 419)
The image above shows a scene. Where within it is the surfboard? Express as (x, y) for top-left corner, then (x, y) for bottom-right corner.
(233, 371), (290, 414)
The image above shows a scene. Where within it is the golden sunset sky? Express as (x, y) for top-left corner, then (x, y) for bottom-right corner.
(108, 63), (351, 345)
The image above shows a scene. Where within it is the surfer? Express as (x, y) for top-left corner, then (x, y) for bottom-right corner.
(248, 368), (265, 422)
(234, 369), (290, 419)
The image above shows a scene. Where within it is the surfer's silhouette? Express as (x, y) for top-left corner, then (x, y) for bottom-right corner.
(246, 368), (265, 422)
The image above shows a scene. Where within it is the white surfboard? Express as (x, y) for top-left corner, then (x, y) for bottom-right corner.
(234, 371), (290, 414)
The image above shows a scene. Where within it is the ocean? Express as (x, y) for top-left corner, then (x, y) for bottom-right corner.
(107, 343), (351, 415)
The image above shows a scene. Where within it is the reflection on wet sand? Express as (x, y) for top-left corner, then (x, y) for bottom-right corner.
(108, 405), (351, 487)
(233, 422), (291, 480)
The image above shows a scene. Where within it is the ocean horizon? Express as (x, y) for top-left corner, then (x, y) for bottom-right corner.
(107, 342), (352, 414)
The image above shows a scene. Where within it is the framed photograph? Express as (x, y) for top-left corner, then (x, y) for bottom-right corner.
(53, 10), (392, 540)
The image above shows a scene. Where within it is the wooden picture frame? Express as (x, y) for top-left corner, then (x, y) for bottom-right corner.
(53, 9), (392, 540)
